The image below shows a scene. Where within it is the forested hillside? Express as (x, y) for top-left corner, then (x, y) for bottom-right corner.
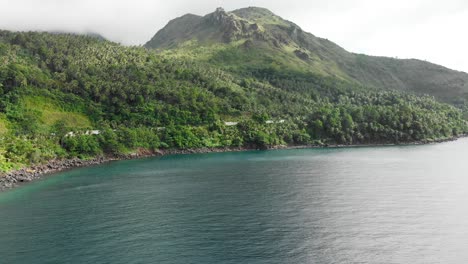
(0, 30), (467, 172)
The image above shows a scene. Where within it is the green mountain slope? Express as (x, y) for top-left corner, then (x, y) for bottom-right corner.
(0, 28), (466, 172)
(145, 7), (468, 104)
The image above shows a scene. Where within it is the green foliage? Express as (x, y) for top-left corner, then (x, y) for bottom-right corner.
(0, 30), (466, 172)
(0, 136), (62, 168)
(62, 135), (102, 157)
(118, 127), (160, 150)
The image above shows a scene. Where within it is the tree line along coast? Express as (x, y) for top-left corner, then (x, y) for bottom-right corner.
(0, 10), (467, 179)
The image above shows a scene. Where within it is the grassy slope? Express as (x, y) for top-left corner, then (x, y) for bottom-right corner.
(22, 96), (91, 128)
(0, 115), (8, 135)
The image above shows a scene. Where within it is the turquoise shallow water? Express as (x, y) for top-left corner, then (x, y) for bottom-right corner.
(1, 139), (468, 263)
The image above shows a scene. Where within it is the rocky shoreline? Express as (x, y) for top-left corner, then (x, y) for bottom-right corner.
(0, 136), (465, 192)
(0, 156), (113, 191)
(0, 147), (249, 191)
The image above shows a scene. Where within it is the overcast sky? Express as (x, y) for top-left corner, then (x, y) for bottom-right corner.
(1, 0), (467, 72)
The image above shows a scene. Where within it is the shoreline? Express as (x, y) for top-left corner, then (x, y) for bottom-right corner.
(0, 136), (465, 191)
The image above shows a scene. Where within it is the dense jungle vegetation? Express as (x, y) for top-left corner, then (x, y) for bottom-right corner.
(0, 31), (466, 172)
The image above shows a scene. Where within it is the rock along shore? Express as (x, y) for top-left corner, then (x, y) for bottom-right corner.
(0, 147), (248, 191)
(0, 136), (464, 192)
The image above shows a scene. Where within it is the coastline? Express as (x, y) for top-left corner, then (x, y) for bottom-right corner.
(0, 147), (249, 191)
(0, 136), (465, 191)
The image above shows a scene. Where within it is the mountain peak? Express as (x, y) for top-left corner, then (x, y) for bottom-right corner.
(207, 7), (233, 25)
(145, 6), (300, 49)
(203, 7), (265, 42)
(231, 7), (277, 19)
(215, 7), (226, 13)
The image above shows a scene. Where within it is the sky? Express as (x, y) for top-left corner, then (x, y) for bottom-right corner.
(1, 0), (467, 73)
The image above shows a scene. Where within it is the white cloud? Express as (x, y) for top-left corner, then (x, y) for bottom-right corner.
(1, 0), (467, 72)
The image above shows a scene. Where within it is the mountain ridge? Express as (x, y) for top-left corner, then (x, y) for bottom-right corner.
(145, 7), (468, 104)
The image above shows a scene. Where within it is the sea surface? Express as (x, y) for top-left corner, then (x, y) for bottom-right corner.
(1, 139), (468, 263)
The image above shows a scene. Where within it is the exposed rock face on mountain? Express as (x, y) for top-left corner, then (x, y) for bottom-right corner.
(145, 7), (468, 104)
(145, 7), (266, 47)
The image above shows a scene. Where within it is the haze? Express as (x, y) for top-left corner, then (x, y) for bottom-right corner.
(1, 0), (467, 73)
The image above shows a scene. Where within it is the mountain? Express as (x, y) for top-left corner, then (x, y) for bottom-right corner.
(145, 7), (468, 104)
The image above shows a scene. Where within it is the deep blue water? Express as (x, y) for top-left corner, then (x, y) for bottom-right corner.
(1, 139), (468, 263)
